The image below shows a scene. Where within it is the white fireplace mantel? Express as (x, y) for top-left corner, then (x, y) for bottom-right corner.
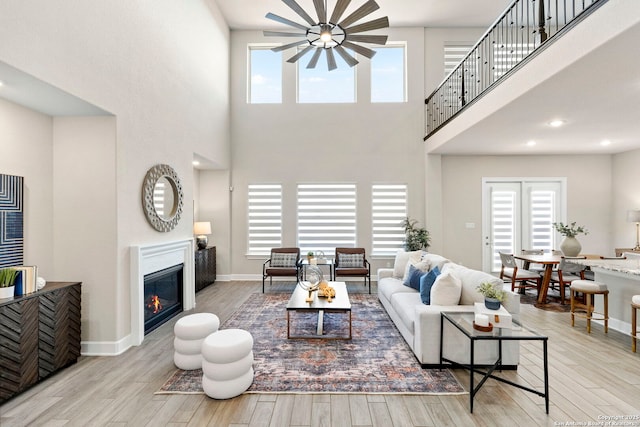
(130, 239), (195, 346)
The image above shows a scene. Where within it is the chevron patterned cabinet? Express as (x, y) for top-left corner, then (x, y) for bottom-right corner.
(0, 282), (81, 403)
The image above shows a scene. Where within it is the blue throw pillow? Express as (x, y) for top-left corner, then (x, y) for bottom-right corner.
(420, 266), (441, 304)
(403, 264), (423, 290)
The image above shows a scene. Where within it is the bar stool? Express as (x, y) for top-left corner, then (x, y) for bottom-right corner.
(570, 279), (608, 333)
(632, 295), (640, 352)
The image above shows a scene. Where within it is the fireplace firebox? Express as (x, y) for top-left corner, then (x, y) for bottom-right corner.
(144, 264), (183, 334)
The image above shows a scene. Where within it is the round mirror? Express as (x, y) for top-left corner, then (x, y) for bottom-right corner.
(142, 164), (184, 232)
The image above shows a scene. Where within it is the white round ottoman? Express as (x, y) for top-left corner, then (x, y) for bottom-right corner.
(201, 328), (254, 399)
(173, 313), (220, 370)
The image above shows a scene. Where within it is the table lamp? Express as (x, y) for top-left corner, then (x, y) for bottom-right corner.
(627, 210), (640, 250)
(193, 221), (212, 250)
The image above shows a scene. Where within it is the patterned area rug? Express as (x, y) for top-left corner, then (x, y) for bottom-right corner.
(157, 293), (465, 395)
(520, 289), (571, 312)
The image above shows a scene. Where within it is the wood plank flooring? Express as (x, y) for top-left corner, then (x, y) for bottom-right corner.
(1, 280), (639, 426)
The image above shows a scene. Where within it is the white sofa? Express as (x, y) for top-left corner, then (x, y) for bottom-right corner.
(377, 251), (521, 368)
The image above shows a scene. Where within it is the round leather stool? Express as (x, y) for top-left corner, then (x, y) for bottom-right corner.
(632, 295), (640, 352)
(201, 328), (254, 399)
(173, 313), (220, 370)
(570, 280), (608, 333)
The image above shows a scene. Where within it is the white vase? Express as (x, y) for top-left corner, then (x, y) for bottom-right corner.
(560, 236), (582, 257)
(0, 285), (15, 299)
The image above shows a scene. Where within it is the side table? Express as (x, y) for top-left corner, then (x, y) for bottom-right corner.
(301, 258), (334, 281)
(440, 311), (549, 414)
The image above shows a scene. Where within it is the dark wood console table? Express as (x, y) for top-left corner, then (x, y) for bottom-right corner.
(195, 246), (216, 292)
(0, 281), (81, 403)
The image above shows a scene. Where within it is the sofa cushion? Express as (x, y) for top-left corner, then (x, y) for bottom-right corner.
(271, 252), (297, 267)
(430, 271), (462, 305)
(422, 253), (450, 271)
(441, 263), (503, 305)
(403, 264), (422, 290)
(378, 277), (417, 304)
(402, 260), (430, 286)
(338, 253), (364, 268)
(393, 249), (424, 278)
(420, 266), (440, 304)
(390, 292), (422, 333)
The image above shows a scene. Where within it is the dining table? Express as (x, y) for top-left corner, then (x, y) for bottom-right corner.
(513, 254), (563, 304)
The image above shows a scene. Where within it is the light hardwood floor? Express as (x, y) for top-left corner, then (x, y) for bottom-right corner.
(1, 281), (639, 427)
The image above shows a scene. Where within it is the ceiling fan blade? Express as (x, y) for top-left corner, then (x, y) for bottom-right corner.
(334, 45), (359, 67)
(265, 12), (309, 31)
(341, 41), (377, 59)
(313, 0), (326, 23)
(329, 0), (352, 24)
(326, 48), (337, 71)
(346, 34), (388, 45)
(338, 0), (380, 28)
(287, 45), (315, 63)
(263, 30), (308, 37)
(282, 0), (317, 26)
(345, 16), (389, 34)
(271, 40), (309, 52)
(306, 48), (323, 69)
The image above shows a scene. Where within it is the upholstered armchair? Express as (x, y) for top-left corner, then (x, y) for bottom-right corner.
(333, 247), (371, 293)
(262, 247), (301, 293)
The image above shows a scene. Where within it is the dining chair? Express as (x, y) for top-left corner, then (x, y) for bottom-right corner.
(549, 256), (586, 304)
(499, 252), (542, 293)
(521, 249), (544, 274)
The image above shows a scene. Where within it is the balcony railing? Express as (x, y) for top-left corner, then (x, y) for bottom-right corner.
(424, 0), (606, 140)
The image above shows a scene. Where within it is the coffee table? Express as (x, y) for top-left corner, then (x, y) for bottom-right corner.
(286, 281), (352, 340)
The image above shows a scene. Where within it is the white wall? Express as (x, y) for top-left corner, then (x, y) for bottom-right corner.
(0, 0), (230, 351)
(223, 28), (426, 276)
(0, 99), (54, 275)
(612, 148), (640, 249)
(439, 154), (613, 269)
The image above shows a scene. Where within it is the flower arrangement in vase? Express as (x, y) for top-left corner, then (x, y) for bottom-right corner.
(553, 221), (588, 256)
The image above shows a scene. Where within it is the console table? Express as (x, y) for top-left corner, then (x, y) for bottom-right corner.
(195, 246), (216, 292)
(0, 281), (82, 403)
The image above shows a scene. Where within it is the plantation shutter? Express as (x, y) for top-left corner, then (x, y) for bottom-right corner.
(247, 184), (282, 255)
(371, 184), (407, 256)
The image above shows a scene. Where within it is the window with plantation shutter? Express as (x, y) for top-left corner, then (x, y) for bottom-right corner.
(444, 43), (473, 77)
(297, 184), (356, 254)
(371, 184), (407, 256)
(247, 184), (282, 255)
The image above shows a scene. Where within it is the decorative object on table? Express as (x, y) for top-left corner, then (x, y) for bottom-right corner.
(0, 174), (24, 269)
(553, 221), (588, 256)
(263, 0), (389, 72)
(474, 302), (513, 329)
(627, 210), (640, 251)
(318, 280), (336, 302)
(193, 221), (212, 250)
(315, 250), (325, 262)
(306, 251), (314, 262)
(476, 281), (507, 310)
(298, 265), (323, 302)
(473, 313), (493, 332)
(0, 267), (18, 298)
(36, 276), (46, 291)
(402, 217), (431, 251)
(142, 164), (184, 232)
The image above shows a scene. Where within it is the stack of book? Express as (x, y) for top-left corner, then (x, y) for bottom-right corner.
(14, 266), (38, 296)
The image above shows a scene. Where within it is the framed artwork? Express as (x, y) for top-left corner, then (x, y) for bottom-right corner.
(0, 173), (24, 268)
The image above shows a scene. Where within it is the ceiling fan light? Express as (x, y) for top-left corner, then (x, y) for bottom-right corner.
(320, 30), (332, 43)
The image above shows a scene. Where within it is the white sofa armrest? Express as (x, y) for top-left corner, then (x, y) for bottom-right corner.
(377, 268), (394, 280)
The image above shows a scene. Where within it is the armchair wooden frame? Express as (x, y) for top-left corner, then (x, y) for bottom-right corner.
(499, 252), (542, 293)
(333, 247), (371, 294)
(262, 247), (302, 293)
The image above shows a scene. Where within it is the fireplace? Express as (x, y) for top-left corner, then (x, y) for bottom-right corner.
(144, 264), (183, 334)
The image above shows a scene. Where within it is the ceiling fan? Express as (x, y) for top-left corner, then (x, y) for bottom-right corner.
(263, 0), (389, 71)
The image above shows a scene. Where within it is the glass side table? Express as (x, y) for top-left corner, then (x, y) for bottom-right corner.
(440, 311), (549, 414)
(301, 258), (334, 281)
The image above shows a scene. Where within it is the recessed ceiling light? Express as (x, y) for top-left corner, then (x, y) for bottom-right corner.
(601, 140), (611, 146)
(526, 140), (536, 147)
(548, 120), (564, 127)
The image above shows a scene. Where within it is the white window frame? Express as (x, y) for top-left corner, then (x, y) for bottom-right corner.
(247, 184), (283, 256)
(371, 184), (407, 256)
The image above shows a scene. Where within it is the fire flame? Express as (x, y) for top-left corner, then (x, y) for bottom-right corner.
(147, 295), (163, 314)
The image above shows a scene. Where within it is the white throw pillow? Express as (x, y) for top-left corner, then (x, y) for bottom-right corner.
(430, 271), (462, 305)
(393, 249), (423, 278)
(402, 260), (430, 285)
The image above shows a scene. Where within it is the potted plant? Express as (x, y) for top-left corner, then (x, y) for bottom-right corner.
(553, 221), (588, 257)
(306, 251), (314, 262)
(476, 281), (507, 310)
(0, 267), (19, 299)
(402, 217), (431, 251)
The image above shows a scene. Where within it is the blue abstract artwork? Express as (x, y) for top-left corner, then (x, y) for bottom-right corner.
(0, 174), (24, 268)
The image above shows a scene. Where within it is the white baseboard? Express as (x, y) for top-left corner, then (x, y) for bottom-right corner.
(81, 335), (132, 356)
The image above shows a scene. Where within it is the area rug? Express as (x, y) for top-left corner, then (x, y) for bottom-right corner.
(157, 293), (465, 395)
(520, 289), (571, 312)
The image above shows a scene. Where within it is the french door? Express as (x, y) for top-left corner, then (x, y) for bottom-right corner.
(482, 178), (566, 273)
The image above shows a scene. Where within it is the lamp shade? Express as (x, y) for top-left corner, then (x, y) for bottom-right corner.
(627, 210), (640, 223)
(193, 221), (211, 235)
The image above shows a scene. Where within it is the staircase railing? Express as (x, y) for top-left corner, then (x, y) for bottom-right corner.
(424, 0), (606, 140)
